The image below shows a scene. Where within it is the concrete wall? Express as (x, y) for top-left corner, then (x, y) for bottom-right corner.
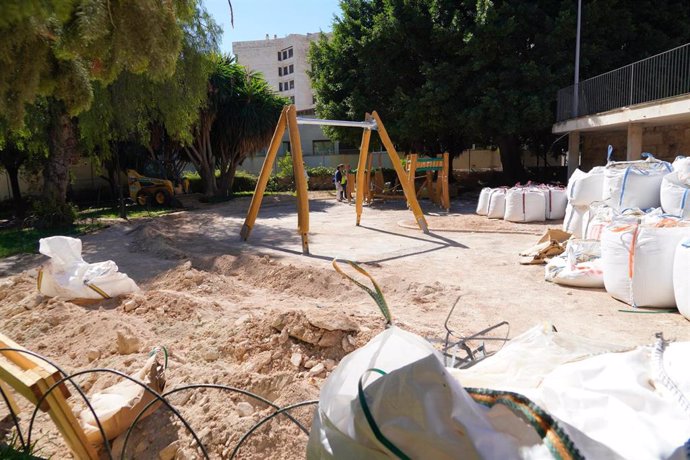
(0, 159), (112, 202)
(581, 122), (690, 170)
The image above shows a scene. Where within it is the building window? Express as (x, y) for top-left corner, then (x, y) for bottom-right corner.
(278, 67), (282, 76)
(290, 80), (294, 89)
(282, 50), (288, 60)
(288, 48), (293, 58)
(277, 51), (281, 61)
(289, 64), (294, 74)
(313, 140), (336, 156)
(279, 82), (283, 91)
(283, 66), (287, 75)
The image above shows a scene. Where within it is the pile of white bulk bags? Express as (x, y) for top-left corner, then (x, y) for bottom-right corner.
(582, 203), (614, 240)
(601, 218), (690, 308)
(674, 238), (690, 319)
(504, 187), (546, 222)
(602, 153), (671, 211)
(476, 185), (566, 223)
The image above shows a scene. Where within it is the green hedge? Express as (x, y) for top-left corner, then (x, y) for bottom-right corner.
(183, 167), (340, 194)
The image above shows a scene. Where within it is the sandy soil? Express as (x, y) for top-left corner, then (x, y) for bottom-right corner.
(1, 192), (688, 459)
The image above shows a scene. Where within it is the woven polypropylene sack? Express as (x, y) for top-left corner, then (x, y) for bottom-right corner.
(486, 189), (507, 219)
(602, 159), (671, 211)
(674, 239), (690, 320)
(660, 172), (690, 218)
(476, 187), (493, 215)
(567, 167), (606, 207)
(504, 188), (546, 223)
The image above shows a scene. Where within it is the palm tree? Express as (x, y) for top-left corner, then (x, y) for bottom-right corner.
(212, 59), (287, 196)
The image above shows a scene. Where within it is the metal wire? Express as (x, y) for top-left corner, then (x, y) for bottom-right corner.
(0, 347), (112, 458)
(0, 348), (318, 459)
(230, 400), (319, 459)
(0, 383), (25, 450)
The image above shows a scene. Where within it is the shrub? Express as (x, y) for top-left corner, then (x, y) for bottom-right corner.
(27, 198), (78, 228)
(231, 170), (258, 192)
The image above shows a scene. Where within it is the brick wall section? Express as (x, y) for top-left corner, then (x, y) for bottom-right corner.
(581, 122), (690, 170)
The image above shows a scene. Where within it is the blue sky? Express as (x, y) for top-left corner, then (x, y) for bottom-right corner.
(203, 0), (342, 55)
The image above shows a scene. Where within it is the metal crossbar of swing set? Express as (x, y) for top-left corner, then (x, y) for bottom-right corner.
(295, 116), (378, 130)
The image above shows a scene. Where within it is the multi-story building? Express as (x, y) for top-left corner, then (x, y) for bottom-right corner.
(233, 33), (377, 173)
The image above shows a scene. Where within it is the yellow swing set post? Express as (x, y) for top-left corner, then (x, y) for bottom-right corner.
(240, 106), (430, 254)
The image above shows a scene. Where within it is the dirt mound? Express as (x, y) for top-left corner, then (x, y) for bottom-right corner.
(128, 225), (188, 260)
(208, 254), (352, 299)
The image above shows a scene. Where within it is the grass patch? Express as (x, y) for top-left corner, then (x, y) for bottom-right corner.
(79, 205), (174, 220)
(0, 223), (103, 259)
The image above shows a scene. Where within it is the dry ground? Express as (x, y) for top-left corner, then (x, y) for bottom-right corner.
(0, 192), (688, 459)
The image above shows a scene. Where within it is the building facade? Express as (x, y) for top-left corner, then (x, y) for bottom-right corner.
(233, 33), (365, 173)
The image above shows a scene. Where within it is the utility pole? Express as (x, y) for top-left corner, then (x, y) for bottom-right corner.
(573, 0), (582, 118)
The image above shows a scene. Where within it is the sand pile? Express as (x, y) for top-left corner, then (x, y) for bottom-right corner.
(0, 257), (387, 459)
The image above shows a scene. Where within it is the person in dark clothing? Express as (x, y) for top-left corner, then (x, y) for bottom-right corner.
(334, 164), (344, 201)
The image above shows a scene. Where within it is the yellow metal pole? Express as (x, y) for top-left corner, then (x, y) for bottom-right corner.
(372, 111), (429, 233)
(365, 152), (374, 203)
(286, 105), (310, 254)
(241, 106), (289, 241)
(355, 123), (372, 225)
(442, 152), (450, 211)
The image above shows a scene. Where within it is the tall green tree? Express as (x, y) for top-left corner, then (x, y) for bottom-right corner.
(311, 0), (690, 183)
(0, 0), (204, 224)
(309, 0), (470, 153)
(186, 56), (286, 198)
(0, 103), (48, 216)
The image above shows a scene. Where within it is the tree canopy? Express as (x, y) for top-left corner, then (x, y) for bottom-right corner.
(310, 0), (690, 183)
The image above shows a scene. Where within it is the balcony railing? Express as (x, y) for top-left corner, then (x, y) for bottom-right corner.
(556, 42), (690, 122)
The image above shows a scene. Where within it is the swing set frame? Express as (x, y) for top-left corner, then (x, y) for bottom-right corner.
(240, 105), (429, 255)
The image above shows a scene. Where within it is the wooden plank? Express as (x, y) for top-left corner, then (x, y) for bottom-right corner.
(355, 124), (372, 225)
(372, 112), (429, 233)
(241, 106), (289, 241)
(0, 381), (20, 416)
(442, 152), (450, 211)
(286, 105), (310, 255)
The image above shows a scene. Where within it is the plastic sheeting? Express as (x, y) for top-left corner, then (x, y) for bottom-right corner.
(80, 353), (165, 443)
(306, 327), (523, 460)
(452, 325), (690, 460)
(38, 236), (139, 300)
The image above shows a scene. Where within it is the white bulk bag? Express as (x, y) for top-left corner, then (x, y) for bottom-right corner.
(674, 239), (690, 320)
(544, 187), (567, 220)
(545, 239), (604, 288)
(582, 204), (614, 240)
(38, 236), (139, 300)
(486, 189), (507, 219)
(504, 188), (546, 222)
(563, 203), (587, 238)
(673, 155), (690, 182)
(476, 187), (493, 215)
(566, 167), (606, 206)
(660, 172), (690, 218)
(306, 326), (522, 460)
(602, 155), (672, 211)
(601, 223), (690, 307)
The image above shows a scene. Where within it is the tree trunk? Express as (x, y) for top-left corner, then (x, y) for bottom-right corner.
(6, 165), (24, 217)
(216, 161), (236, 198)
(497, 134), (526, 185)
(44, 108), (78, 206)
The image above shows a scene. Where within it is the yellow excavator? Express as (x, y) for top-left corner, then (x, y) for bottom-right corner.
(127, 169), (189, 206)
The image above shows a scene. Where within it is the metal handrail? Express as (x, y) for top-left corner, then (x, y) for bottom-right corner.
(556, 42), (690, 122)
